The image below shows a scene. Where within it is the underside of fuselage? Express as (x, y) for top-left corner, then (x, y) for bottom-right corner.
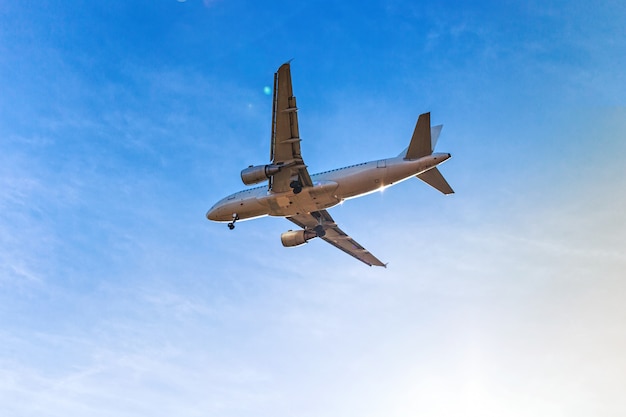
(206, 181), (341, 222)
(206, 152), (450, 223)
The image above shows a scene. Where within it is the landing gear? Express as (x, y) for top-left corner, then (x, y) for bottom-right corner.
(314, 225), (326, 238)
(227, 213), (239, 230)
(290, 180), (303, 195)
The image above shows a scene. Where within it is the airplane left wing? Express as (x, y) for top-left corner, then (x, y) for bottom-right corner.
(269, 63), (314, 193)
(288, 210), (386, 267)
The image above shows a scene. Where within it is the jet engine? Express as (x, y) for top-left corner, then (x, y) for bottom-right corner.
(280, 230), (317, 247)
(240, 164), (281, 185)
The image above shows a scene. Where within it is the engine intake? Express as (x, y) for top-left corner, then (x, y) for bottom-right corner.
(241, 164), (281, 185)
(281, 230), (317, 247)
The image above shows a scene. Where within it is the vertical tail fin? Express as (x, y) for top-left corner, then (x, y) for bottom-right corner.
(430, 124), (443, 150)
(405, 112), (432, 160)
(402, 112), (454, 194)
(402, 113), (444, 159)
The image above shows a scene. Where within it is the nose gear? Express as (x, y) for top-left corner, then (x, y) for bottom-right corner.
(228, 213), (239, 230)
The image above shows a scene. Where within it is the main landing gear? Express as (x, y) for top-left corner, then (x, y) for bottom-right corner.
(290, 180), (303, 194)
(228, 213), (239, 230)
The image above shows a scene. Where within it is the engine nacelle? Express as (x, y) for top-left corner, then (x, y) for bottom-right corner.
(240, 164), (282, 185)
(281, 230), (317, 247)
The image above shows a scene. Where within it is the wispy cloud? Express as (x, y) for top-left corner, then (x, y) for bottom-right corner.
(203, 0), (222, 8)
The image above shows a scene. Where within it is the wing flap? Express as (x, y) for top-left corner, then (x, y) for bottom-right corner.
(270, 63), (313, 193)
(321, 228), (386, 267)
(288, 210), (386, 267)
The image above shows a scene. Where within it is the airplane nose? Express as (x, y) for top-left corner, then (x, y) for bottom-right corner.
(206, 207), (218, 221)
(207, 198), (233, 222)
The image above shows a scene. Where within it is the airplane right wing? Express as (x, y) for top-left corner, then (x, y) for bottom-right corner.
(288, 210), (386, 267)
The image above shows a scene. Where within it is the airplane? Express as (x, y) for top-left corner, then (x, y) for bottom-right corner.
(206, 63), (453, 267)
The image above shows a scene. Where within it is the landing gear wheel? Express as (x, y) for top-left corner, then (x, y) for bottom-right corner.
(314, 225), (326, 238)
(227, 213), (239, 230)
(290, 180), (303, 195)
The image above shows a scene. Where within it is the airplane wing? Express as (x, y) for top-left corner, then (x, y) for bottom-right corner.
(288, 210), (386, 267)
(269, 63), (314, 193)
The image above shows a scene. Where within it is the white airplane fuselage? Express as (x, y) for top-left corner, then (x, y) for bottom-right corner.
(207, 152), (451, 222)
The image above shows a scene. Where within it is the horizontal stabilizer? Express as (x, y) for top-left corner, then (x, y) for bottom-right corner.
(417, 167), (454, 195)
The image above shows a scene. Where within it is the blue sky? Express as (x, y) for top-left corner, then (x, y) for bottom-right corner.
(1, 1), (625, 416)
